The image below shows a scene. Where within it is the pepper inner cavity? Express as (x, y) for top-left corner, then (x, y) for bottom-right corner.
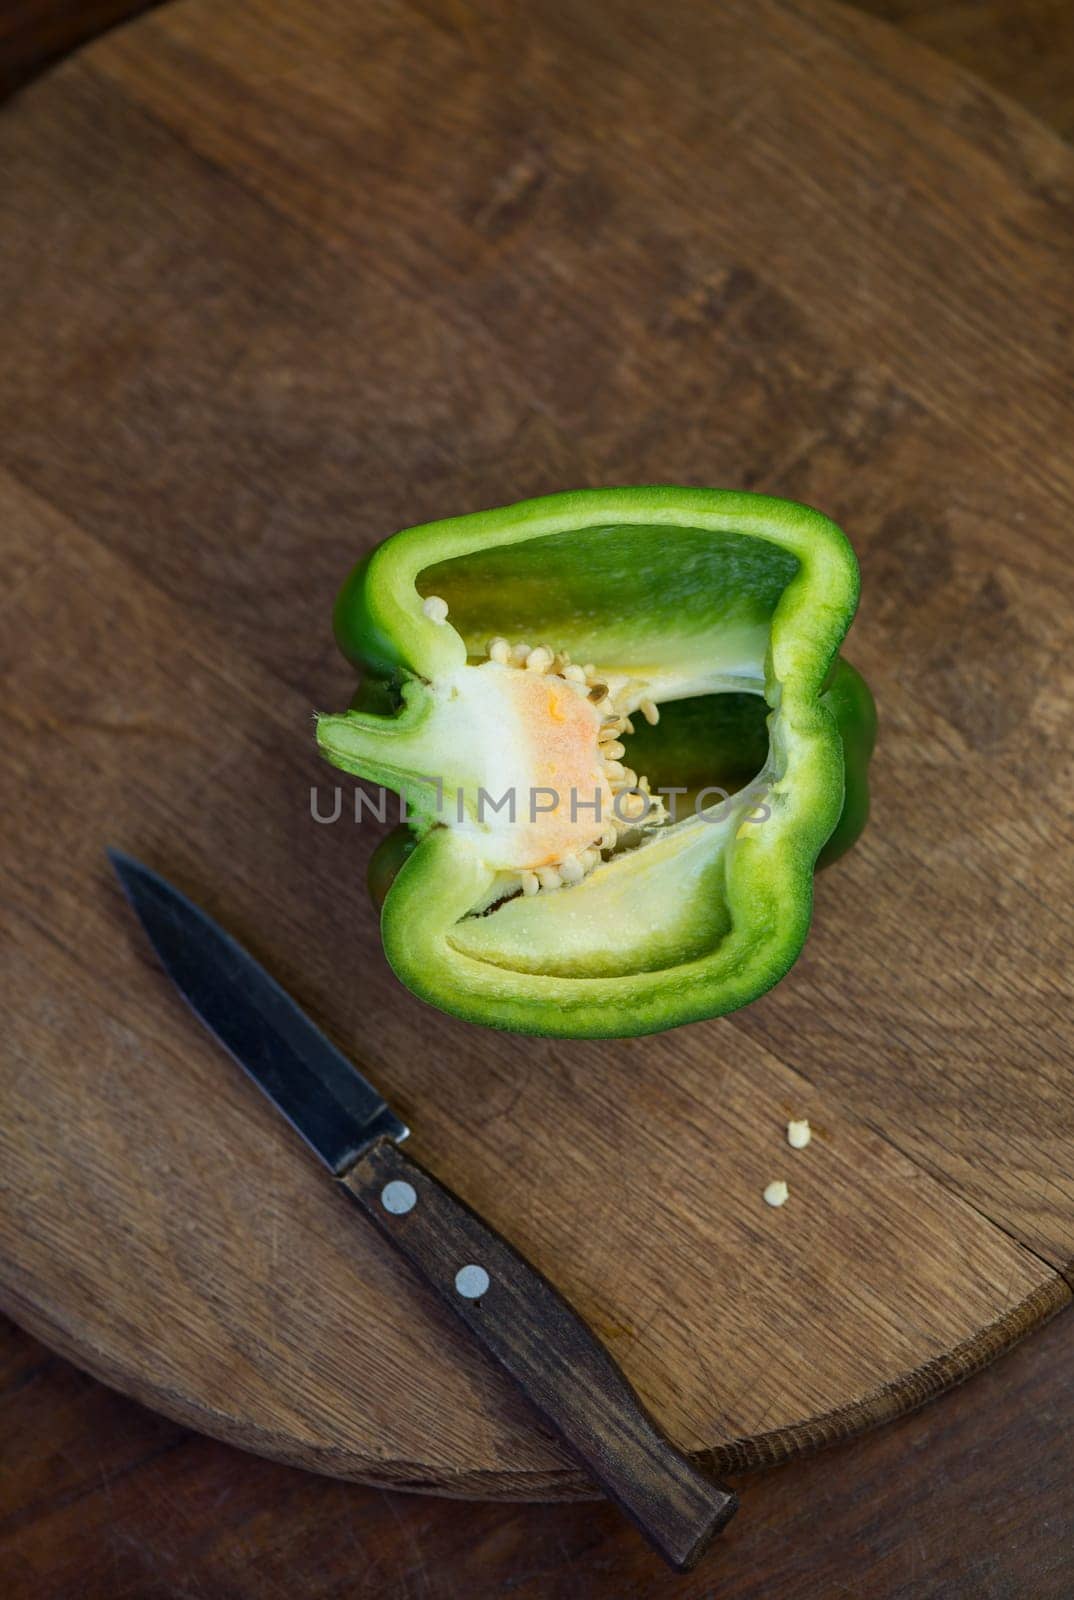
(458, 634), (666, 902)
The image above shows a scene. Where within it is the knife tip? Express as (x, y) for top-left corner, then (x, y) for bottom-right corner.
(106, 847), (143, 889)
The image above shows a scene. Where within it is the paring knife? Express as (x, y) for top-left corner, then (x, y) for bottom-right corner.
(108, 850), (737, 1571)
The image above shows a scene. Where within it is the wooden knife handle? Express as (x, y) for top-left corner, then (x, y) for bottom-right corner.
(342, 1139), (737, 1572)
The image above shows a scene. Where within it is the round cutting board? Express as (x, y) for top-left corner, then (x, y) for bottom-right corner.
(2, 0), (1073, 1498)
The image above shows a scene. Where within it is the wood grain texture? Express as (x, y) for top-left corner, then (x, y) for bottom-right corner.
(6, 0), (1074, 138)
(4, 1307), (1074, 1599)
(2, 0), (1074, 1504)
(0, 0), (161, 96)
(855, 0), (1074, 142)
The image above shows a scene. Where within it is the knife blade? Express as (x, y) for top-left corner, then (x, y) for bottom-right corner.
(108, 849), (738, 1572)
(108, 850), (407, 1171)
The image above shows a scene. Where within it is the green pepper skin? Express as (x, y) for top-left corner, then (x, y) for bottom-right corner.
(319, 487), (874, 1038)
(818, 658), (877, 868)
(367, 825), (418, 910)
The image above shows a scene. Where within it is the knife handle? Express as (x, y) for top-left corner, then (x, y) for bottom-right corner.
(342, 1139), (737, 1572)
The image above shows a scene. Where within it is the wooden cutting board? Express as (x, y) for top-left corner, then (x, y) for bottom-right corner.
(2, 0), (1073, 1499)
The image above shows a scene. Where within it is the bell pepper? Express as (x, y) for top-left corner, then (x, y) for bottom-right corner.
(317, 487), (874, 1037)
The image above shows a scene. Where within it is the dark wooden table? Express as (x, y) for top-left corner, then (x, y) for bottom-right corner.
(4, 1309), (1073, 1596)
(2, 4), (1072, 1597)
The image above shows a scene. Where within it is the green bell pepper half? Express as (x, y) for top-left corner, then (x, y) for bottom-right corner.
(317, 486), (874, 1037)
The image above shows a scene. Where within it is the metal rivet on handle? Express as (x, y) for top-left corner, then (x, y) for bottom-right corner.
(380, 1180), (417, 1215)
(455, 1264), (490, 1299)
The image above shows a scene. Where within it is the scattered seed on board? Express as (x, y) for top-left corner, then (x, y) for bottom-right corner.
(763, 1180), (789, 1208)
(787, 1118), (812, 1150)
(422, 595), (449, 625)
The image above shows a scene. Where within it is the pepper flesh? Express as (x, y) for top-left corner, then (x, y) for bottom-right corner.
(317, 487), (874, 1037)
